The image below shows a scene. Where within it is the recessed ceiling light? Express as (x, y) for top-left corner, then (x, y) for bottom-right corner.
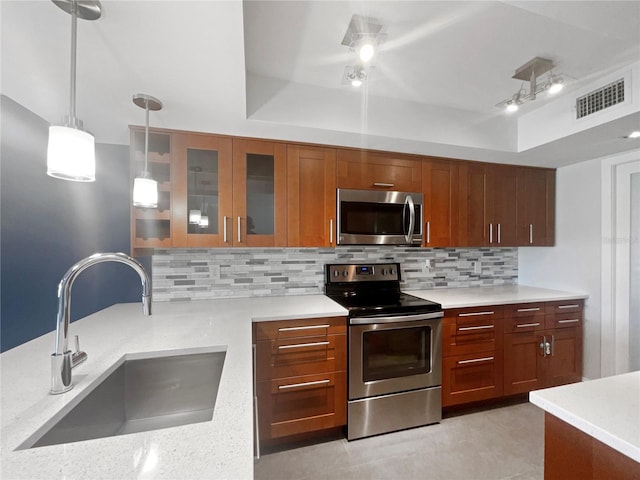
(506, 103), (519, 113)
(625, 131), (640, 139)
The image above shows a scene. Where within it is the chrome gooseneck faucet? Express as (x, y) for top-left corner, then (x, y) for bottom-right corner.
(50, 252), (152, 394)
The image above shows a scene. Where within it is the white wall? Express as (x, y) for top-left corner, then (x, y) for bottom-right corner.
(519, 158), (602, 380)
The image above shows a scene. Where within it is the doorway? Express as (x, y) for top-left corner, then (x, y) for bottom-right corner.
(601, 151), (640, 376)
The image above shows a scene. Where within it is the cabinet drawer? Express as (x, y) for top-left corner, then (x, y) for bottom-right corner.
(255, 334), (346, 381)
(257, 371), (347, 439)
(504, 303), (546, 333)
(254, 316), (347, 341)
(546, 311), (583, 329)
(442, 351), (503, 407)
(442, 320), (503, 357)
(545, 300), (584, 316)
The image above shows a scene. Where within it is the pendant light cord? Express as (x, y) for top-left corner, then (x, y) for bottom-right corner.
(69, 1), (78, 127)
(144, 99), (149, 177)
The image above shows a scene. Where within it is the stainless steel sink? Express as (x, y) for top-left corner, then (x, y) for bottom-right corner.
(18, 347), (226, 449)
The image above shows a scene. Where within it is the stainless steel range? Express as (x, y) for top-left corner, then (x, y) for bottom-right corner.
(325, 262), (443, 440)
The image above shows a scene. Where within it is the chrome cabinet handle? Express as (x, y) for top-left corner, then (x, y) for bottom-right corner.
(516, 323), (540, 328)
(458, 325), (494, 331)
(330, 219), (333, 245)
(529, 224), (533, 244)
(550, 335), (555, 356)
(373, 182), (394, 188)
(237, 216), (241, 243)
(457, 356), (494, 365)
(558, 319), (580, 324)
(278, 341), (329, 350)
(278, 324), (330, 332)
(458, 311), (494, 317)
(540, 337), (551, 356)
(489, 224), (493, 244)
(517, 307), (540, 312)
(558, 304), (579, 309)
(278, 379), (330, 390)
(223, 215), (228, 243)
(497, 223), (501, 244)
(426, 221), (431, 244)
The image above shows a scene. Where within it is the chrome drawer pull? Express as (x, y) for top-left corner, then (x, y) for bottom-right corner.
(558, 304), (579, 309)
(457, 356), (494, 365)
(558, 319), (580, 324)
(517, 307), (540, 312)
(516, 323), (541, 328)
(458, 311), (494, 317)
(278, 324), (330, 332)
(373, 182), (394, 188)
(458, 325), (494, 331)
(278, 379), (330, 390)
(278, 341), (330, 350)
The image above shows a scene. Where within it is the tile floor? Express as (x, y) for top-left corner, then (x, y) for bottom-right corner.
(254, 401), (544, 480)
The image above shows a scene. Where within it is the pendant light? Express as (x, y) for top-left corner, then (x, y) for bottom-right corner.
(47, 0), (101, 182)
(132, 93), (163, 208)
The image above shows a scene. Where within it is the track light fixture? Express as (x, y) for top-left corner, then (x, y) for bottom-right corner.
(497, 57), (568, 113)
(343, 65), (368, 87)
(341, 14), (384, 86)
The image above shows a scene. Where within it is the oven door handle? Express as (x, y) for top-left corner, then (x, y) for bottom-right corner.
(403, 194), (416, 244)
(349, 311), (443, 325)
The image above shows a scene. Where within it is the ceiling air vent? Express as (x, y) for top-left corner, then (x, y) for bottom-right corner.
(576, 78), (625, 119)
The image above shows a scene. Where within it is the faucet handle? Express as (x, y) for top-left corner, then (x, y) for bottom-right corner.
(71, 335), (87, 368)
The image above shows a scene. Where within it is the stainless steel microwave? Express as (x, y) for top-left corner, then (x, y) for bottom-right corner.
(336, 189), (423, 246)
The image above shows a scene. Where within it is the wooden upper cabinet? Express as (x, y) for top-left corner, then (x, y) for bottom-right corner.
(490, 165), (518, 247)
(130, 128), (173, 253)
(287, 145), (337, 247)
(232, 139), (287, 247)
(517, 167), (555, 246)
(422, 158), (458, 247)
(172, 133), (233, 247)
(458, 162), (518, 247)
(336, 149), (422, 192)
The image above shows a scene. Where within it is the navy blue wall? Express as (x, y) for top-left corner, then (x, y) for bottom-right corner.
(1, 95), (150, 352)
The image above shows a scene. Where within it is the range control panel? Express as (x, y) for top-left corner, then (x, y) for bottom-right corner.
(325, 263), (401, 283)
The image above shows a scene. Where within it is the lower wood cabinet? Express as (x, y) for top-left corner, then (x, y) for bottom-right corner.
(253, 316), (347, 446)
(442, 300), (584, 408)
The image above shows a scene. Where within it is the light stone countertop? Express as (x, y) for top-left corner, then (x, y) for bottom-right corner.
(529, 371), (640, 462)
(408, 284), (588, 309)
(0, 295), (347, 480)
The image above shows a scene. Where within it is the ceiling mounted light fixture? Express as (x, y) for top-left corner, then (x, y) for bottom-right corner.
(343, 65), (368, 87)
(47, 0), (102, 182)
(341, 15), (385, 63)
(496, 57), (569, 113)
(132, 93), (163, 208)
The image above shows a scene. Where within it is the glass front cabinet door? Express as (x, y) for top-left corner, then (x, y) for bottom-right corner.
(172, 133), (233, 247)
(232, 139), (287, 247)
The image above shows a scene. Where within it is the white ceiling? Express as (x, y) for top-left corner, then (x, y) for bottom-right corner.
(2, 0), (639, 168)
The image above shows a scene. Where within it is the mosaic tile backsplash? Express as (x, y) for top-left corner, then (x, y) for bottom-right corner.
(152, 247), (518, 302)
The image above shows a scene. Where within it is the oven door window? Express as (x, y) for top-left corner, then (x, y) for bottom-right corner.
(362, 325), (432, 382)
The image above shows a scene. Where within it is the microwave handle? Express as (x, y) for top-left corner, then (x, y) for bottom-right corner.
(404, 194), (416, 244)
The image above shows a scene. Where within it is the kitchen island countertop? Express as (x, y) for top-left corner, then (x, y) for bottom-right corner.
(530, 371), (640, 463)
(0, 295), (347, 480)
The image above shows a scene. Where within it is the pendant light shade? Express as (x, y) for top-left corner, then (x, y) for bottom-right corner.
(132, 177), (159, 208)
(132, 93), (163, 209)
(47, 125), (96, 181)
(47, 0), (101, 182)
